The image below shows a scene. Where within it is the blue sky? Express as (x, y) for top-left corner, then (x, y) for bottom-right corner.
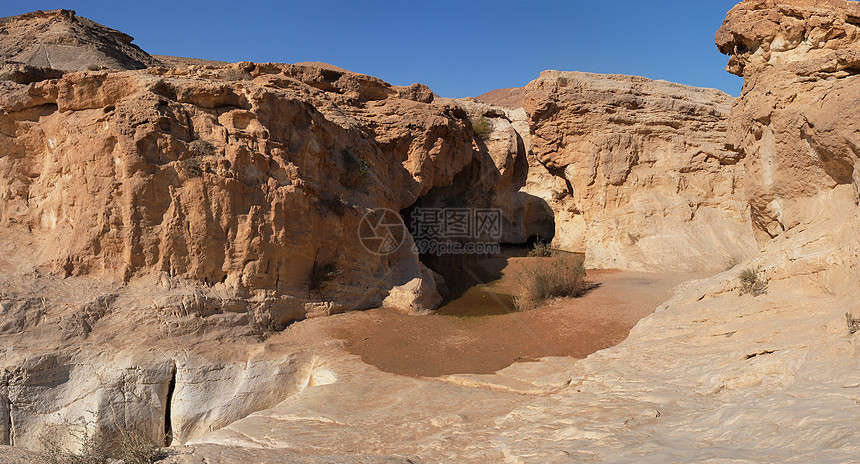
(1, 1), (744, 97)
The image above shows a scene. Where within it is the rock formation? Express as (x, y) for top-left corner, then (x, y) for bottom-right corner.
(148, 3), (860, 461)
(0, 9), (162, 71)
(715, 0), (860, 294)
(2, 2), (860, 462)
(522, 71), (756, 271)
(0, 61), (500, 320)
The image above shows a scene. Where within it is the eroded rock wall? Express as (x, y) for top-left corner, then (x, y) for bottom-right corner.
(716, 0), (860, 293)
(522, 71), (756, 271)
(0, 62), (492, 318)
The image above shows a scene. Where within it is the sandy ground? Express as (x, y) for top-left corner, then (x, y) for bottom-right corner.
(324, 256), (700, 377)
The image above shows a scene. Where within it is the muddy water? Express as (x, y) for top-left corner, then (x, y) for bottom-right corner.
(424, 247), (583, 317)
(328, 264), (694, 377)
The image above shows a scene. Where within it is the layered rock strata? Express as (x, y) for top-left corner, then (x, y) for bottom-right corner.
(522, 71), (756, 271)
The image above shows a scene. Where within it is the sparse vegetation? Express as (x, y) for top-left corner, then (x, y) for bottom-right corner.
(178, 156), (205, 177)
(847, 312), (860, 335)
(218, 68), (252, 81)
(557, 76), (569, 87)
(471, 115), (492, 140)
(86, 64), (104, 71)
(342, 152), (373, 188)
(358, 158), (372, 175)
(39, 425), (166, 464)
(724, 255), (742, 271)
(738, 266), (768, 296)
(179, 139), (216, 177)
(528, 241), (553, 258)
(627, 232), (643, 245)
(514, 256), (587, 311)
(188, 139), (216, 157)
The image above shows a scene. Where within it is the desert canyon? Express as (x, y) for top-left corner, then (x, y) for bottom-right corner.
(0, 0), (859, 462)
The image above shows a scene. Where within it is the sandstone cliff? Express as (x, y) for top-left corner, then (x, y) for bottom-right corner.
(716, 0), (860, 293)
(0, 62), (500, 321)
(521, 71), (756, 271)
(148, 3), (860, 461)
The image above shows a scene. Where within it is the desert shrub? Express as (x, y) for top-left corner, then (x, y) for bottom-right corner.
(218, 68), (252, 81)
(724, 255), (742, 271)
(358, 158), (371, 175)
(514, 257), (587, 311)
(179, 139), (216, 177)
(188, 139), (216, 157)
(342, 153), (373, 189)
(178, 156), (205, 177)
(847, 312), (860, 335)
(739, 266), (767, 296)
(528, 241), (553, 258)
(86, 64), (104, 71)
(557, 76), (569, 87)
(472, 115), (492, 140)
(40, 425), (166, 464)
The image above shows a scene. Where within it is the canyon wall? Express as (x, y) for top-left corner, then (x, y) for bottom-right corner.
(521, 71), (757, 271)
(0, 62), (472, 317)
(716, 0), (860, 293)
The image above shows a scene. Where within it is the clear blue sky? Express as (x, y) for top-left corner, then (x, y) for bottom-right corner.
(1, 1), (743, 97)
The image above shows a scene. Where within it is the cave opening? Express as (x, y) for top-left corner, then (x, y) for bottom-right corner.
(400, 156), (556, 317)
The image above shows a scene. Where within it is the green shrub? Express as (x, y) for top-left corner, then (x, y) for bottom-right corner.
(342, 154), (373, 189)
(514, 257), (587, 311)
(472, 115), (492, 140)
(358, 158), (372, 175)
(739, 266), (767, 296)
(528, 241), (553, 258)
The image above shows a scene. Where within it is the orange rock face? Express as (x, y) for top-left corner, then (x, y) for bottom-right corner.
(717, 0), (860, 241)
(0, 63), (487, 317)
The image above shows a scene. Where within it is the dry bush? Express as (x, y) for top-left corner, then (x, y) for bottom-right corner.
(724, 255), (742, 271)
(40, 425), (166, 464)
(471, 115), (492, 140)
(739, 267), (767, 296)
(528, 241), (553, 258)
(514, 257), (587, 310)
(847, 312), (860, 335)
